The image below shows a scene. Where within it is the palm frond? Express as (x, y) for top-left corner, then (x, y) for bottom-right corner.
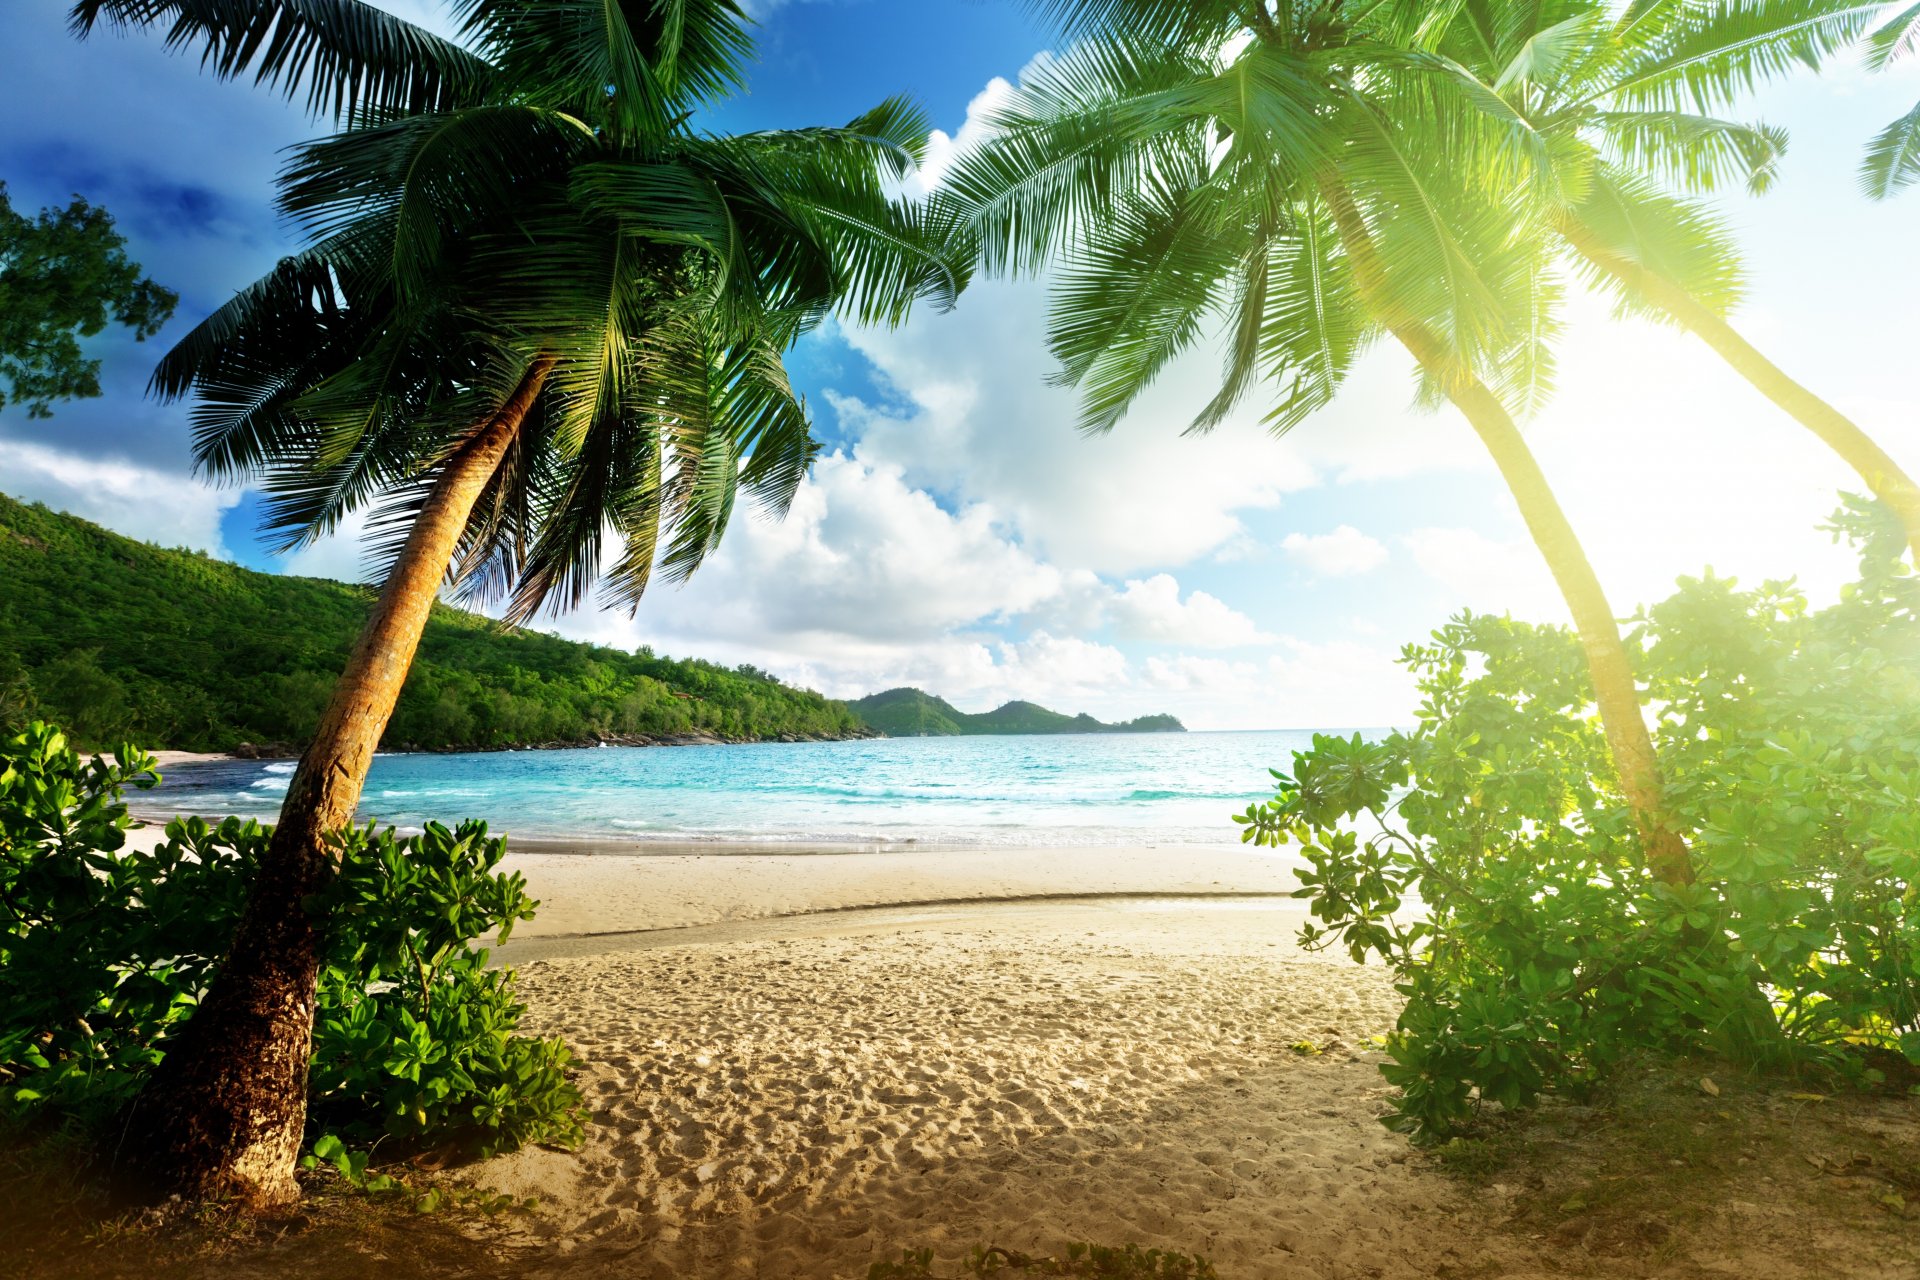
(1567, 164), (1745, 318)
(70, 0), (494, 122)
(1046, 167), (1242, 434)
(1599, 0), (1885, 113)
(1861, 99), (1920, 198)
(1593, 109), (1787, 193)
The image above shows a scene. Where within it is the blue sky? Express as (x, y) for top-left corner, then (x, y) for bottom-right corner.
(3, 2), (1918, 728)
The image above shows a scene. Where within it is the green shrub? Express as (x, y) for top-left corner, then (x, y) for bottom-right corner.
(0, 722), (581, 1159)
(1239, 500), (1919, 1140)
(310, 820), (583, 1156)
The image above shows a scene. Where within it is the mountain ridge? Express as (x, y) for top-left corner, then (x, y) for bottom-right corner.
(848, 687), (1185, 737)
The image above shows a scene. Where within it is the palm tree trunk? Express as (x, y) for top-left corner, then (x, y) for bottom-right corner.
(1318, 181), (1692, 886)
(115, 356), (554, 1209)
(1558, 213), (1920, 566)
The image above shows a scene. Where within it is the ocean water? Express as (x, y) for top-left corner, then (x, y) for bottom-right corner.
(140, 731), (1363, 849)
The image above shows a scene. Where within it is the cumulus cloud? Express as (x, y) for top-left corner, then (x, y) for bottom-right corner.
(0, 441), (236, 556)
(536, 451), (1278, 714)
(1107, 575), (1270, 647)
(833, 279), (1319, 574)
(1281, 524), (1389, 577)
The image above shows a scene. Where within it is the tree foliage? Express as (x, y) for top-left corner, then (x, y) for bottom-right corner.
(0, 183), (176, 418)
(0, 721), (581, 1158)
(1239, 500), (1920, 1140)
(0, 493), (864, 752)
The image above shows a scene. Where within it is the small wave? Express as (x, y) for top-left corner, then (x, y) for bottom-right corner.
(262, 762), (296, 775)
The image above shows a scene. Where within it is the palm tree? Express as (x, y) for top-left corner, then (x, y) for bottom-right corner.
(943, 1), (1696, 885)
(1423, 0), (1920, 565)
(76, 0), (964, 1207)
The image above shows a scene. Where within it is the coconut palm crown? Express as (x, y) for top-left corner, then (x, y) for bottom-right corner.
(78, 0), (966, 622)
(1419, 0), (1920, 560)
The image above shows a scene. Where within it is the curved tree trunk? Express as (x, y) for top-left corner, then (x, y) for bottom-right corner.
(114, 357), (554, 1209)
(1319, 182), (1692, 886)
(1559, 213), (1920, 566)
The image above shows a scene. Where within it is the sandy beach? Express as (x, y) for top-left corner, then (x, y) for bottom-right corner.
(105, 821), (1920, 1279)
(489, 895), (1455, 1280)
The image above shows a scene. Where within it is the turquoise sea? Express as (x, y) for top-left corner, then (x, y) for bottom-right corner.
(141, 730), (1366, 848)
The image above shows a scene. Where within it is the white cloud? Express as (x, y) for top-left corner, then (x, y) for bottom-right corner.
(834, 280), (1319, 574)
(539, 452), (1277, 715)
(1108, 574), (1270, 647)
(1281, 524), (1389, 577)
(1403, 526), (1566, 621)
(0, 441), (237, 556)
(278, 505), (383, 584)
(637, 450), (1066, 643)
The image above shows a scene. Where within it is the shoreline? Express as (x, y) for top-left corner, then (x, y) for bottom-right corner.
(118, 819), (1299, 938)
(139, 721), (1220, 770)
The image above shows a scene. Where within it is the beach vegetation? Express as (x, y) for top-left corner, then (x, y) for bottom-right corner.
(1240, 501), (1920, 1140)
(0, 721), (581, 1165)
(0, 494), (866, 752)
(65, 0), (963, 1204)
(0, 181), (176, 418)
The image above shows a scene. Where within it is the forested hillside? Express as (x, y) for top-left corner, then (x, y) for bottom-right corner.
(0, 495), (867, 752)
(850, 687), (1184, 736)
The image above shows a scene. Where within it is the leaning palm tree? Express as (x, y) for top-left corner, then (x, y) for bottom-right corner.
(76, 0), (963, 1207)
(1423, 0), (1920, 564)
(943, 1), (1696, 886)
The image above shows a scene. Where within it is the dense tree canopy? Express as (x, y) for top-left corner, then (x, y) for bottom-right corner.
(0, 493), (865, 752)
(0, 183), (176, 417)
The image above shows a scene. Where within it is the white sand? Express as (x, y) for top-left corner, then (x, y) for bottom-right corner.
(147, 749), (238, 768)
(464, 846), (1505, 1278)
(497, 843), (1299, 937)
(488, 900), (1491, 1280)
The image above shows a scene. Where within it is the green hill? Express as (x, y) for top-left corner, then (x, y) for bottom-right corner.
(849, 687), (1185, 737)
(0, 494), (868, 753)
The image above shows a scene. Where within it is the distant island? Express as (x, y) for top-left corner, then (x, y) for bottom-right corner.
(849, 687), (1185, 737)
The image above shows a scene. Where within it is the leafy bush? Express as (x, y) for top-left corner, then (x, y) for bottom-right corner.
(1239, 500), (1919, 1140)
(310, 820), (583, 1157)
(870, 1243), (1217, 1278)
(0, 722), (581, 1159)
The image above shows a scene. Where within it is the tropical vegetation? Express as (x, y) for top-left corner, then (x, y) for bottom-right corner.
(0, 494), (866, 751)
(1240, 502), (1920, 1139)
(0, 723), (581, 1167)
(14, 0), (1917, 1236)
(74, 0), (963, 1208)
(850, 687), (1182, 737)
